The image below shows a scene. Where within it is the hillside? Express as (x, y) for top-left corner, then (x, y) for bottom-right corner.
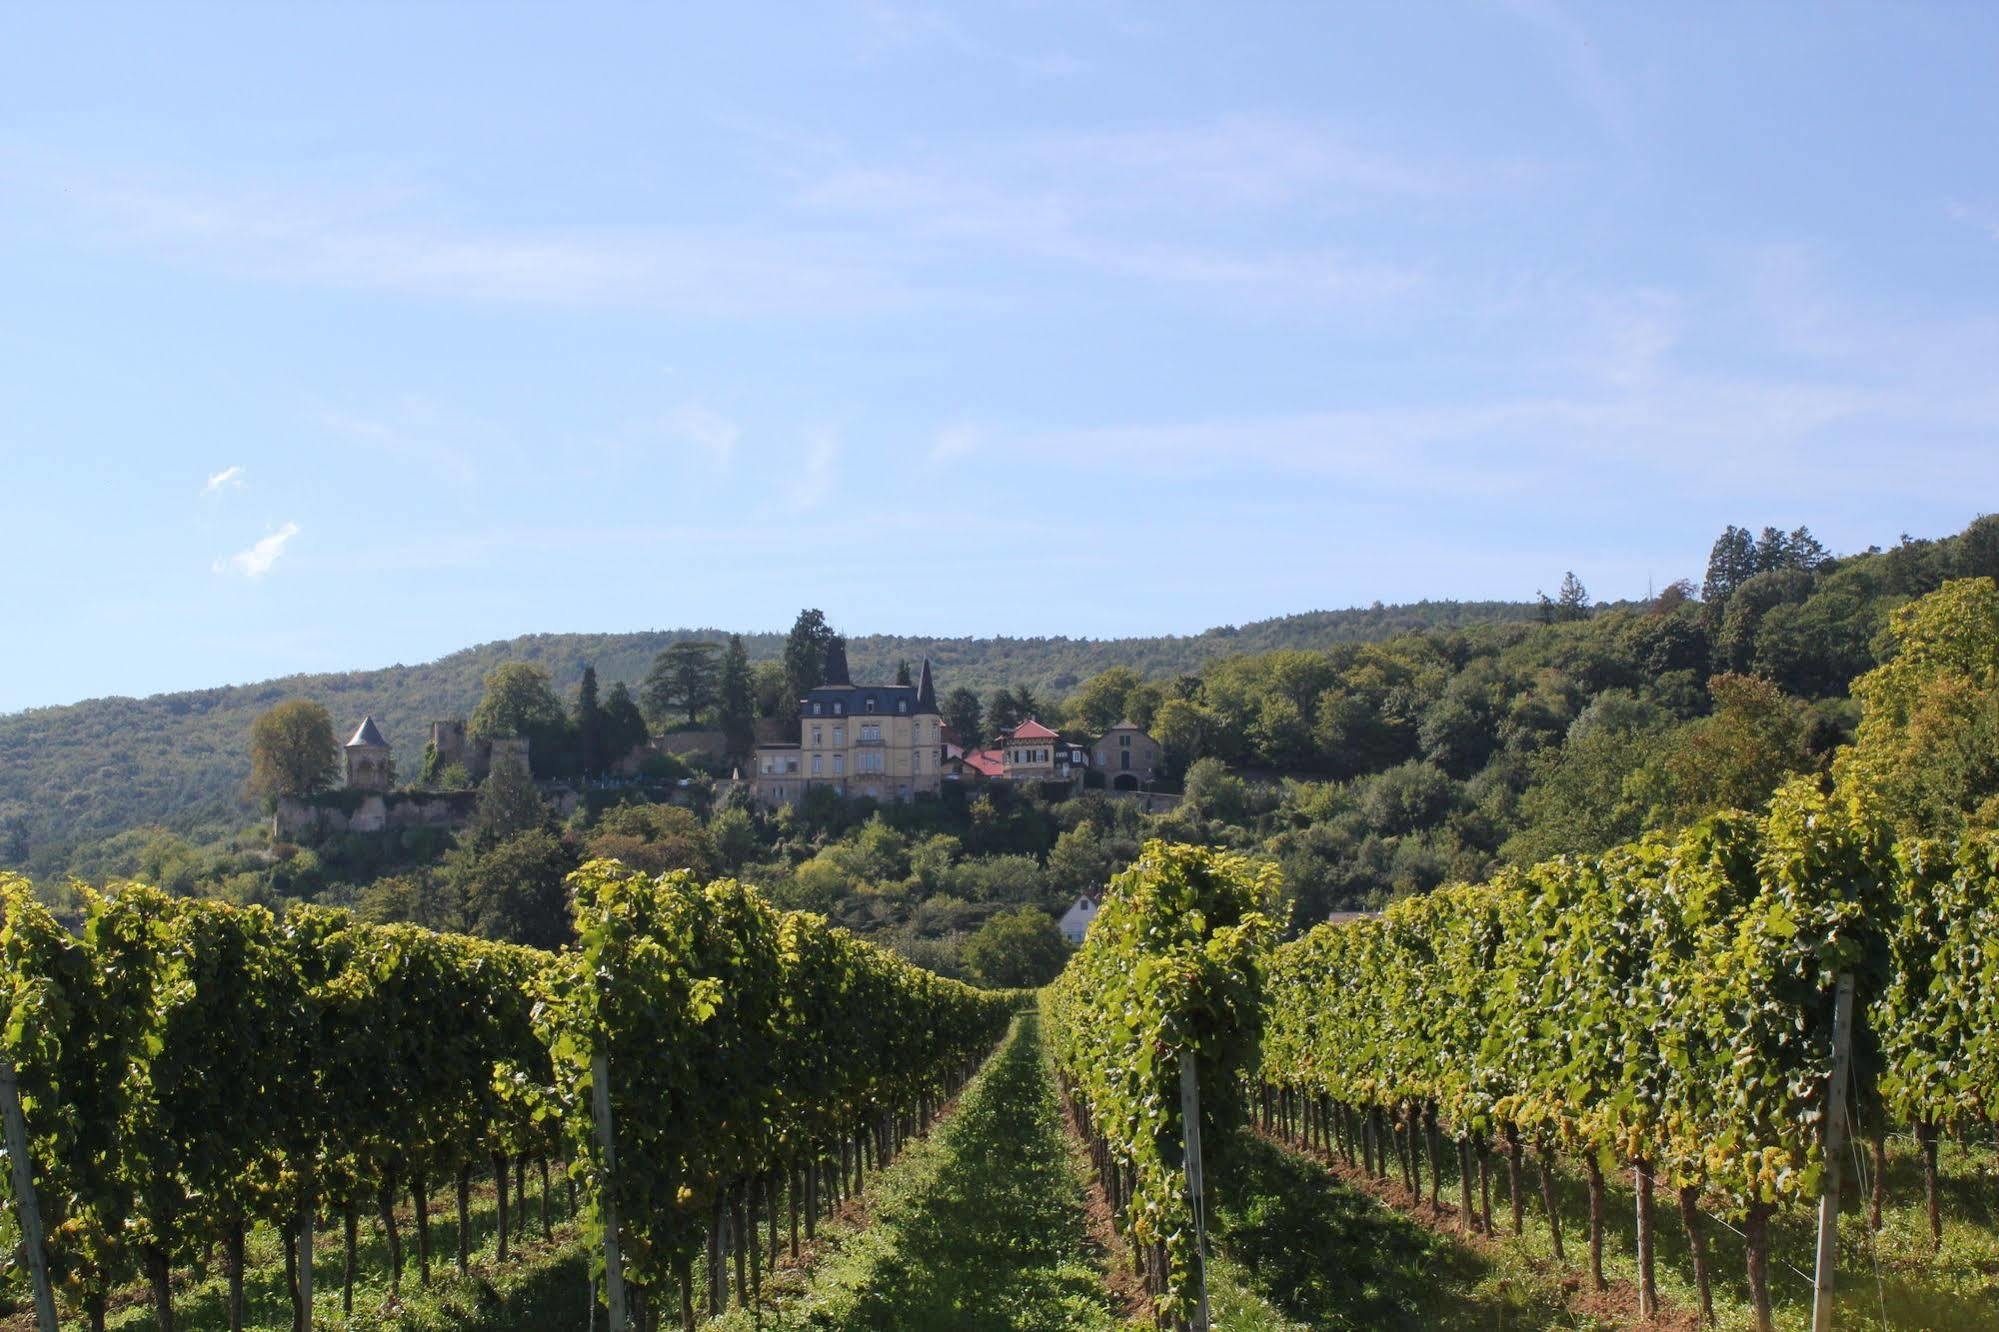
(0, 599), (1535, 873)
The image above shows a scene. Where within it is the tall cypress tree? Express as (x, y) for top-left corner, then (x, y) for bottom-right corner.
(719, 634), (755, 757)
(574, 664), (605, 774)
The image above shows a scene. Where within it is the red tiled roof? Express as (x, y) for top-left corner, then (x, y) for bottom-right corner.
(1010, 718), (1060, 740)
(963, 749), (1006, 777)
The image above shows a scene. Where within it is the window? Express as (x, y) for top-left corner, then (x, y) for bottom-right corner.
(833, 726), (845, 746)
(1121, 751), (1132, 771)
(861, 723), (881, 743)
(865, 697), (877, 714)
(786, 757), (799, 774)
(834, 753), (845, 775)
(811, 726), (822, 746)
(774, 784), (783, 799)
(897, 700), (907, 713)
(833, 701), (844, 715)
(812, 702), (823, 716)
(811, 754), (823, 775)
(1121, 734), (1131, 748)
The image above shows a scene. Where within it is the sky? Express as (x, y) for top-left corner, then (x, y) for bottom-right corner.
(5, 3), (1999, 712)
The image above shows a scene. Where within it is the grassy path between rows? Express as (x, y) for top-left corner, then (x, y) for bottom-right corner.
(717, 1011), (1126, 1332)
(1204, 1133), (1576, 1331)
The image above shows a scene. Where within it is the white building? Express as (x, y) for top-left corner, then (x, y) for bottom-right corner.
(1057, 893), (1100, 944)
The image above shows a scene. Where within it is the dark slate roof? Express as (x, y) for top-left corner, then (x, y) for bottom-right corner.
(346, 716), (390, 749)
(915, 658), (938, 714)
(802, 683), (921, 715)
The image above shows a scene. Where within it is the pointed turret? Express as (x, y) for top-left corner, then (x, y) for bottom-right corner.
(915, 658), (938, 713)
(822, 635), (851, 687)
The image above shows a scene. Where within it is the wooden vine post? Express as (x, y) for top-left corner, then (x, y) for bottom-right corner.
(1180, 1056), (1211, 1332)
(590, 1053), (629, 1332)
(1811, 971), (1857, 1332)
(0, 1056), (59, 1332)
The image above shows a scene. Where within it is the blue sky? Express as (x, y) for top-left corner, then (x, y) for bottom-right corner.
(5, 3), (1999, 711)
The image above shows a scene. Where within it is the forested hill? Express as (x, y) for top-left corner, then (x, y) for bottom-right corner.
(0, 599), (1534, 871)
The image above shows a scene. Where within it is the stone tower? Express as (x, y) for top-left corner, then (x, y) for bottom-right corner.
(344, 716), (392, 792)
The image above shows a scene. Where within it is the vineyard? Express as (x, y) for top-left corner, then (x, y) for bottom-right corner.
(0, 864), (1013, 1332)
(7, 809), (1999, 1329)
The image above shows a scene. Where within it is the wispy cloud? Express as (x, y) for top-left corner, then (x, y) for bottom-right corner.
(202, 464), (245, 494)
(51, 174), (914, 316)
(1498, 0), (1633, 143)
(661, 404), (741, 466)
(213, 522), (300, 577)
(930, 422), (983, 463)
(781, 431), (841, 513)
(792, 115), (1467, 302)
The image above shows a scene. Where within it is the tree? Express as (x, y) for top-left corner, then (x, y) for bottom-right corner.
(782, 609), (838, 717)
(601, 681), (649, 763)
(719, 634), (755, 756)
(1704, 525), (1758, 604)
(943, 687), (984, 748)
(1153, 698), (1212, 769)
(468, 662), (571, 776)
(962, 908), (1069, 988)
(467, 754), (549, 848)
(1833, 577), (1999, 835)
(584, 802), (717, 877)
(895, 659), (913, 686)
(1657, 673), (1814, 825)
(1068, 666), (1143, 734)
(751, 661), (788, 718)
(247, 699), (339, 800)
(573, 664), (607, 775)
(453, 828), (576, 949)
(643, 640), (722, 727)
(1537, 571), (1591, 623)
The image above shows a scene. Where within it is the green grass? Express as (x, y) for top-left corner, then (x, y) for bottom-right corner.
(75, 1171), (589, 1332)
(713, 1012), (1125, 1332)
(1206, 1131), (1579, 1331)
(1244, 1125), (1999, 1331)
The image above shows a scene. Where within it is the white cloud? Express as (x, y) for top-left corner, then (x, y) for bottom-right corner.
(202, 464), (246, 494)
(56, 175), (914, 316)
(931, 422), (983, 463)
(662, 405), (741, 466)
(213, 522), (300, 577)
(782, 432), (841, 512)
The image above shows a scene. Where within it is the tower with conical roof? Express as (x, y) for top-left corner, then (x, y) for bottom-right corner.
(915, 658), (938, 714)
(822, 636), (851, 687)
(344, 715), (392, 792)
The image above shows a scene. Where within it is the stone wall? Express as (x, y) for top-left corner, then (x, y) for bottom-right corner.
(275, 790), (480, 840)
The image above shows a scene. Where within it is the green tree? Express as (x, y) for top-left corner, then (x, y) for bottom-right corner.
(782, 609), (837, 717)
(467, 753), (549, 847)
(751, 661), (788, 718)
(601, 681), (649, 762)
(1833, 576), (1999, 834)
(643, 640), (722, 727)
(987, 687), (1028, 734)
(468, 662), (571, 775)
(1537, 571), (1591, 623)
(943, 686), (984, 747)
(1703, 524), (1758, 603)
(585, 802), (717, 876)
(1153, 697), (1211, 769)
(247, 699), (339, 800)
(1657, 673), (1814, 825)
(1067, 666), (1143, 734)
(453, 827), (576, 948)
(894, 658), (913, 686)
(962, 907), (1069, 988)
(573, 663), (607, 774)
(719, 634), (755, 756)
